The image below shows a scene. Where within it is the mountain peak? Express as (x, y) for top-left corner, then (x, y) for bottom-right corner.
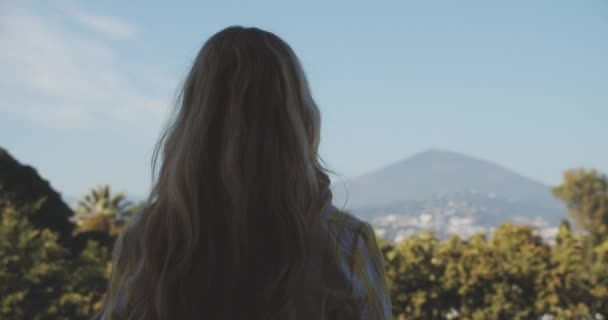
(416, 149), (464, 157)
(397, 149), (497, 168)
(331, 149), (559, 211)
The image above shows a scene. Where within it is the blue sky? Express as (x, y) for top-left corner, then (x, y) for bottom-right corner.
(1, 0), (607, 200)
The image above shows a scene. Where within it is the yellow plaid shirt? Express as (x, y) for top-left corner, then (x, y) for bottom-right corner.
(299, 204), (392, 320)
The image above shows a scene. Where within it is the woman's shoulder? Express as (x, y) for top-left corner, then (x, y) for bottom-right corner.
(306, 204), (392, 319)
(322, 204), (374, 251)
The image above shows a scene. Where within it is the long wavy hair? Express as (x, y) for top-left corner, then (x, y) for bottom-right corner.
(97, 26), (334, 319)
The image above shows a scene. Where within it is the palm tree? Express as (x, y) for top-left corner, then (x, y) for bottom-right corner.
(73, 185), (132, 237)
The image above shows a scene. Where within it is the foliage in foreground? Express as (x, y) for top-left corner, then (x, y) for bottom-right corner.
(3, 199), (607, 319)
(0, 199), (110, 320)
(0, 167), (606, 319)
(381, 222), (608, 319)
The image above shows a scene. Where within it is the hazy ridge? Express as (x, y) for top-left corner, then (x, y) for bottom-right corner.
(330, 149), (567, 241)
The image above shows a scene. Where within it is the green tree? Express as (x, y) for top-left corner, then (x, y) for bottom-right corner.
(384, 231), (457, 319)
(537, 219), (593, 319)
(0, 197), (111, 320)
(591, 238), (608, 315)
(73, 185), (132, 238)
(553, 169), (608, 246)
(0, 198), (68, 320)
(57, 240), (111, 319)
(454, 225), (551, 320)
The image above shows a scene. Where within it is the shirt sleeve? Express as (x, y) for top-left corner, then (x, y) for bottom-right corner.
(350, 221), (392, 320)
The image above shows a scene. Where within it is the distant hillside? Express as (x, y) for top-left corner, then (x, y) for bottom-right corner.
(0, 147), (108, 252)
(330, 150), (567, 241)
(332, 149), (561, 211)
(0, 147), (75, 244)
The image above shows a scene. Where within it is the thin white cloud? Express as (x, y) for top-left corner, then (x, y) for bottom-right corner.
(0, 2), (172, 128)
(56, 0), (138, 40)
